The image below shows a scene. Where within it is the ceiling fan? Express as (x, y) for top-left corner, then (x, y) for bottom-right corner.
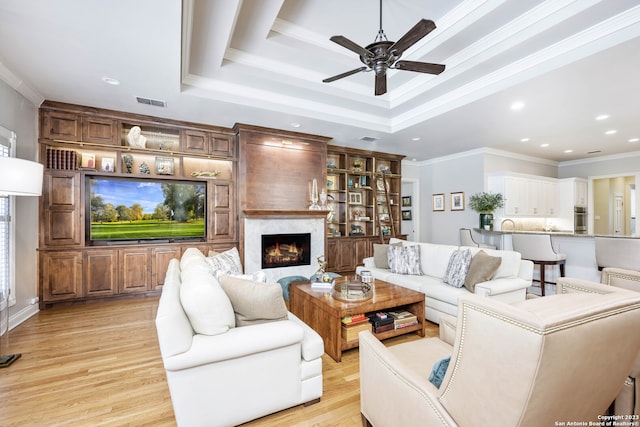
(323, 0), (445, 96)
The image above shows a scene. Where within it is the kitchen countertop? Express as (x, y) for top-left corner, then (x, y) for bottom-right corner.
(473, 228), (640, 239)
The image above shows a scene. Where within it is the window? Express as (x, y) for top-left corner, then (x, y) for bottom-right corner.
(0, 126), (16, 311)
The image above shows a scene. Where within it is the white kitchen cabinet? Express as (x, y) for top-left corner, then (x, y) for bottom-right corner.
(574, 179), (588, 206)
(488, 173), (558, 217)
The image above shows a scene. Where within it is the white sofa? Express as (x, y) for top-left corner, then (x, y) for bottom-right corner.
(155, 249), (324, 427)
(356, 238), (533, 324)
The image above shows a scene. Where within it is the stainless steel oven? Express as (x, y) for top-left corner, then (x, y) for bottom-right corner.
(574, 206), (587, 234)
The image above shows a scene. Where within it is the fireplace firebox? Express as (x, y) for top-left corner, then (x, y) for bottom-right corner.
(261, 233), (311, 269)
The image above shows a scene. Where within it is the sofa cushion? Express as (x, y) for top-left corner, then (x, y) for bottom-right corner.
(373, 242), (402, 269)
(443, 249), (472, 288)
(388, 245), (423, 275)
(180, 247), (208, 271)
(180, 268), (236, 335)
(206, 247), (243, 275)
(403, 241), (458, 279)
(469, 247), (521, 279)
(220, 275), (288, 326)
(464, 250), (502, 292)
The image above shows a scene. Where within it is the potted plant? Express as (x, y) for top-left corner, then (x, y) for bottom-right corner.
(468, 192), (504, 230)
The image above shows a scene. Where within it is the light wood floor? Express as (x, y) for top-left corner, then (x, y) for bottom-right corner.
(0, 297), (439, 427)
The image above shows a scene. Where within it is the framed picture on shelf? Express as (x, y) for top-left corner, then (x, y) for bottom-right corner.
(376, 179), (385, 191)
(451, 192), (465, 211)
(360, 175), (367, 187)
(101, 157), (114, 173)
(402, 196), (412, 207)
(432, 194), (445, 211)
(402, 210), (412, 220)
(327, 175), (337, 191)
(155, 157), (174, 175)
(80, 153), (96, 169)
(348, 192), (362, 205)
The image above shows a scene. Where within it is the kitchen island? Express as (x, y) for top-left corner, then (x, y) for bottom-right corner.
(474, 229), (639, 286)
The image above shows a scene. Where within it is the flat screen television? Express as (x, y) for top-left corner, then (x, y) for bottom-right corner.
(86, 176), (206, 245)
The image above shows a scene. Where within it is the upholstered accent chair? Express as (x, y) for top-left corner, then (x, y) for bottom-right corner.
(359, 279), (640, 426)
(595, 236), (640, 291)
(458, 228), (496, 249)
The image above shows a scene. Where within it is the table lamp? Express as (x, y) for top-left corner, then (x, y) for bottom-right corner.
(0, 156), (43, 368)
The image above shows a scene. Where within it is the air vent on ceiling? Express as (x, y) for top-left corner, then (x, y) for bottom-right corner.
(136, 96), (167, 108)
(588, 150), (602, 154)
(360, 136), (379, 142)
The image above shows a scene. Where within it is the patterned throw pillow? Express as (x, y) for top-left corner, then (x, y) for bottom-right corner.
(387, 245), (423, 275)
(443, 249), (472, 288)
(206, 247), (243, 276)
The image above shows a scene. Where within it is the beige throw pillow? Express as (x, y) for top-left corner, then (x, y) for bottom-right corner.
(219, 275), (288, 326)
(464, 250), (502, 292)
(373, 242), (402, 269)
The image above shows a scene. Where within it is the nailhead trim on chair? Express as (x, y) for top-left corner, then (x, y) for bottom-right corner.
(604, 272), (640, 286)
(559, 283), (606, 295)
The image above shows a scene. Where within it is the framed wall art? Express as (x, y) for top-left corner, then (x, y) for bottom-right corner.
(432, 194), (445, 211)
(451, 192), (465, 211)
(402, 210), (412, 220)
(402, 196), (412, 207)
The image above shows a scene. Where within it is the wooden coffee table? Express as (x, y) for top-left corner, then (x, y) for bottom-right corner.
(289, 279), (425, 362)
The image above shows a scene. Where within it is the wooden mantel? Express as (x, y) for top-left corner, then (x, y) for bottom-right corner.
(243, 209), (329, 219)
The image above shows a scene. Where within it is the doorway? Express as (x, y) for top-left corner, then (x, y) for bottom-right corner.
(592, 175), (637, 236)
(401, 179), (419, 241)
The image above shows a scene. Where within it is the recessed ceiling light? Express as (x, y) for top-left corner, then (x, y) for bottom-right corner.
(605, 130), (617, 135)
(540, 143), (549, 148)
(411, 137), (421, 141)
(102, 76), (120, 85)
(511, 101), (525, 111)
(520, 138), (530, 142)
(629, 138), (639, 143)
(595, 114), (609, 121)
(564, 149), (573, 153)
(290, 123), (301, 128)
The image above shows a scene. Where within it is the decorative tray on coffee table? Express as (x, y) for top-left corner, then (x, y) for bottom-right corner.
(331, 277), (373, 303)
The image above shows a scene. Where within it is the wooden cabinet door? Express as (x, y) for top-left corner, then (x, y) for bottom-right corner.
(336, 238), (355, 272)
(152, 246), (181, 290)
(183, 130), (208, 153)
(354, 238), (371, 268)
(40, 251), (83, 302)
(42, 111), (81, 140)
(42, 171), (81, 247)
(208, 181), (235, 240)
(82, 117), (117, 145)
(118, 248), (151, 293)
(210, 135), (234, 157)
(84, 249), (117, 297)
(326, 239), (338, 272)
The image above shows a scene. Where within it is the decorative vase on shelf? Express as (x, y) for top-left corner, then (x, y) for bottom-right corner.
(469, 192), (504, 231)
(309, 178), (320, 210)
(479, 213), (494, 231)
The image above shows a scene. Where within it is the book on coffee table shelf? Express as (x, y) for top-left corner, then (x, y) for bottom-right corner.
(342, 313), (367, 324)
(388, 310), (418, 329)
(368, 312), (395, 333)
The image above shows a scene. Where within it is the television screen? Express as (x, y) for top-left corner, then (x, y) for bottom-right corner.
(87, 176), (206, 243)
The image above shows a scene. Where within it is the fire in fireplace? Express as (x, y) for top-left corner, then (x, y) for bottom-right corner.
(261, 233), (311, 269)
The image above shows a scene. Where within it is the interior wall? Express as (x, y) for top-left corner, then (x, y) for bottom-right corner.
(0, 79), (38, 322)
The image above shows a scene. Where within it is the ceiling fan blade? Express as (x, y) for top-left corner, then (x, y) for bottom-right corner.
(323, 66), (368, 83)
(389, 19), (436, 55)
(329, 35), (374, 58)
(375, 74), (387, 96)
(395, 60), (445, 75)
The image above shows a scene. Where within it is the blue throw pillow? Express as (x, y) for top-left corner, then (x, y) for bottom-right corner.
(428, 355), (451, 388)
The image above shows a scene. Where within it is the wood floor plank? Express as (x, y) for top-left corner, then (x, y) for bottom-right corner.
(0, 297), (438, 426)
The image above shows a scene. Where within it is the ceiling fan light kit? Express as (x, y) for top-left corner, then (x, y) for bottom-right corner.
(323, 0), (445, 95)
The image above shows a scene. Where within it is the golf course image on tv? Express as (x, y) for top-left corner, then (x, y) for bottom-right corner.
(88, 176), (206, 242)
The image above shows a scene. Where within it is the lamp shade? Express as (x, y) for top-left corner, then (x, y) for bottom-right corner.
(0, 157), (44, 197)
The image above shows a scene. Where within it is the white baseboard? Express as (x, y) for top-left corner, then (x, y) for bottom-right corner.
(9, 303), (39, 331)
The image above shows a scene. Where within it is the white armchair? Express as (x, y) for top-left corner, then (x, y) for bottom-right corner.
(359, 280), (640, 426)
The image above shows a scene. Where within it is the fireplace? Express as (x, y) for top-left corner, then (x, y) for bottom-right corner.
(261, 233), (311, 269)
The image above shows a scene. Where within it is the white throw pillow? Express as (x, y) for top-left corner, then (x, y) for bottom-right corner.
(206, 247), (243, 276)
(180, 269), (235, 335)
(387, 245), (423, 275)
(180, 247), (207, 271)
(443, 249), (472, 288)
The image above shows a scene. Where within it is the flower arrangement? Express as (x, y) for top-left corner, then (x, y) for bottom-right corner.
(468, 192), (504, 213)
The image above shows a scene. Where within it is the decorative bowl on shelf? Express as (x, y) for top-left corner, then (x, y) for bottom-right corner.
(191, 170), (221, 178)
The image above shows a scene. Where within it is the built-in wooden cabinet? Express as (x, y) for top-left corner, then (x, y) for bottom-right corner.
(325, 147), (405, 273)
(38, 101), (238, 307)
